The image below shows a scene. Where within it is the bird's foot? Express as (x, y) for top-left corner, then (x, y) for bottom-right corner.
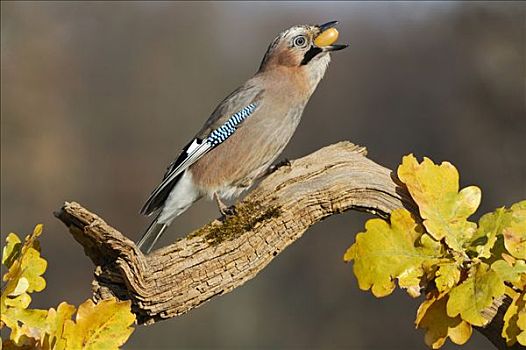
(266, 158), (291, 175)
(214, 193), (236, 217)
(220, 205), (237, 217)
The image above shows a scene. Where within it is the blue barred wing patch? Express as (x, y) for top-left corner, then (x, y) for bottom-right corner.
(206, 103), (258, 147)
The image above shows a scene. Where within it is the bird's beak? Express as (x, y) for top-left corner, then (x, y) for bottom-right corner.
(318, 20), (339, 32)
(315, 21), (349, 52)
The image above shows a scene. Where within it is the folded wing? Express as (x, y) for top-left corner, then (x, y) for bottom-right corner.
(140, 100), (260, 216)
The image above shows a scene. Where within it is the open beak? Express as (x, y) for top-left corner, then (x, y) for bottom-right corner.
(318, 20), (339, 32)
(315, 21), (349, 52)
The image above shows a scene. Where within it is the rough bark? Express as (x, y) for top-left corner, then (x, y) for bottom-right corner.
(54, 142), (511, 348)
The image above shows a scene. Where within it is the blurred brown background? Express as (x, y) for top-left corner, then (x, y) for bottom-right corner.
(1, 1), (525, 349)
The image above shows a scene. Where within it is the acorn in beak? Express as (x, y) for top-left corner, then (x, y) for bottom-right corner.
(314, 21), (348, 52)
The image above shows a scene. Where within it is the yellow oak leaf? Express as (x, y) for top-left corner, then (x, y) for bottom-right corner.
(469, 207), (514, 259)
(503, 201), (526, 259)
(415, 293), (472, 349)
(42, 302), (76, 350)
(13, 309), (48, 340)
(502, 291), (526, 346)
(18, 248), (46, 294)
(435, 262), (461, 293)
(2, 233), (22, 268)
(1, 307), (47, 344)
(518, 309), (526, 345)
(1, 246), (47, 332)
(0, 306), (20, 341)
(8, 278), (29, 297)
(1, 337), (39, 350)
(345, 209), (442, 297)
(491, 259), (526, 289)
(1, 225), (47, 344)
(447, 262), (505, 326)
(1, 226), (135, 349)
(3, 293), (31, 309)
(2, 225), (47, 296)
(397, 154), (481, 252)
(62, 298), (135, 350)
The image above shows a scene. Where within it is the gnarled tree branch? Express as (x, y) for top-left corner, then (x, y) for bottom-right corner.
(55, 142), (510, 348)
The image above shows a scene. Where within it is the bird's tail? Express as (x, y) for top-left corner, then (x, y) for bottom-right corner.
(137, 214), (168, 254)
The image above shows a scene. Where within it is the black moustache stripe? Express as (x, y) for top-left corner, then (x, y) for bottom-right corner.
(300, 46), (323, 65)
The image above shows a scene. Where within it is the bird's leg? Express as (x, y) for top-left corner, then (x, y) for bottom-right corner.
(214, 192), (236, 216)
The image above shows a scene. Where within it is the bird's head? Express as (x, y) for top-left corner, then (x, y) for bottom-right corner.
(259, 21), (348, 73)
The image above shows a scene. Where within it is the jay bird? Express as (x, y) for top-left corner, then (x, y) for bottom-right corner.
(138, 21), (348, 253)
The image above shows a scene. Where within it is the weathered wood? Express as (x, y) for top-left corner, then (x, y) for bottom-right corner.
(54, 141), (510, 348)
(475, 296), (522, 350)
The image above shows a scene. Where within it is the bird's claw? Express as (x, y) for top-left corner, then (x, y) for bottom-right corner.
(220, 206), (237, 217)
(214, 192), (236, 217)
(267, 158), (291, 174)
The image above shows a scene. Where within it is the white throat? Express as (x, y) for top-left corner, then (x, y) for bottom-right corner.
(306, 53), (331, 92)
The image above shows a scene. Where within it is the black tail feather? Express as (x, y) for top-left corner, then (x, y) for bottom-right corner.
(137, 215), (167, 254)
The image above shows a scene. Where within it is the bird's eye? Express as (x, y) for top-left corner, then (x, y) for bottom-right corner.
(293, 35), (308, 48)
